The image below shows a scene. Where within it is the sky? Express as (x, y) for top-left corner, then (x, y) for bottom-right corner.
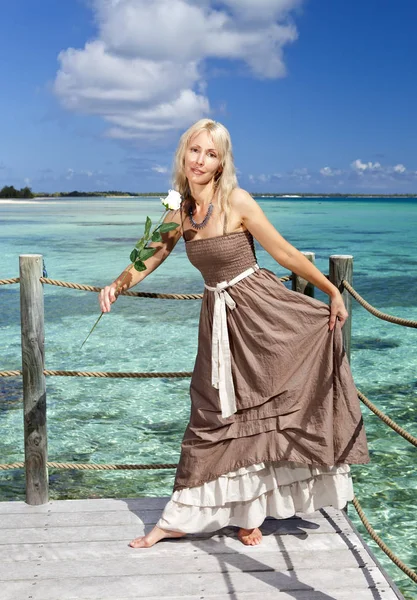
(1, 0), (416, 195)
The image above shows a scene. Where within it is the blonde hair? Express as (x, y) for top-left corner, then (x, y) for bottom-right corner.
(172, 118), (238, 224)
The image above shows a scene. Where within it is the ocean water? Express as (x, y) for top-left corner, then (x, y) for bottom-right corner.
(0, 196), (416, 598)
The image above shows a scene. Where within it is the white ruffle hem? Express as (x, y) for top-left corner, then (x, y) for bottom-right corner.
(156, 460), (354, 533)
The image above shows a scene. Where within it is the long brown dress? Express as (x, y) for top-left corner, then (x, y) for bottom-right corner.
(156, 221), (370, 533)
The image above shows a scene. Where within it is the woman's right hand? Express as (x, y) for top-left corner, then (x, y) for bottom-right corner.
(99, 283), (118, 313)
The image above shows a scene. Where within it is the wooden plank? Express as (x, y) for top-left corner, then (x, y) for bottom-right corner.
(0, 547), (374, 580)
(0, 510), (161, 529)
(93, 592), (399, 600)
(0, 497), (171, 514)
(0, 529), (368, 564)
(0, 529), (365, 562)
(0, 508), (348, 530)
(0, 518), (353, 545)
(0, 567), (390, 600)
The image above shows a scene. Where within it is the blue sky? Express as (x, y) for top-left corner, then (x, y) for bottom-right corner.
(1, 0), (416, 194)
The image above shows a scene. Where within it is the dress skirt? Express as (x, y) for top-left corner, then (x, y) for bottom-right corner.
(157, 461), (353, 533)
(155, 230), (368, 534)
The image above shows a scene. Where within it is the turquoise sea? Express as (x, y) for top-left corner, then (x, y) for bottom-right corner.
(0, 196), (416, 598)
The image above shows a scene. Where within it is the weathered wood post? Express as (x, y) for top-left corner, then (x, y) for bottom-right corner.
(19, 254), (48, 505)
(292, 252), (315, 297)
(329, 255), (353, 364)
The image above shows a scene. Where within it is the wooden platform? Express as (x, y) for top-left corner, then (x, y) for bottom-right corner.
(0, 497), (405, 600)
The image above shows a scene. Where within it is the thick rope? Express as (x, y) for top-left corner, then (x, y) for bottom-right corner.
(352, 495), (417, 584)
(0, 370), (22, 377)
(39, 278), (204, 300)
(342, 279), (417, 328)
(0, 278), (20, 285)
(0, 462), (177, 471)
(46, 370), (194, 378)
(0, 370), (193, 378)
(357, 389), (417, 447)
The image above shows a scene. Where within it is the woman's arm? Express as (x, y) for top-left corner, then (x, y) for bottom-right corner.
(230, 188), (348, 330)
(99, 208), (183, 313)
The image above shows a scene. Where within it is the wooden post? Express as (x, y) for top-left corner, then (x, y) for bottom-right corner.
(329, 255), (353, 363)
(19, 254), (48, 505)
(292, 252), (315, 297)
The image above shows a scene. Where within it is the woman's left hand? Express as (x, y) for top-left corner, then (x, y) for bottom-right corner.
(329, 291), (349, 331)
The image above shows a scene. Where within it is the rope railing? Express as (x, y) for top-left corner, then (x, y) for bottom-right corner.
(0, 369), (194, 379)
(39, 277), (205, 299)
(342, 279), (417, 328)
(0, 462), (177, 471)
(0, 273), (293, 295)
(357, 389), (417, 447)
(352, 496), (417, 584)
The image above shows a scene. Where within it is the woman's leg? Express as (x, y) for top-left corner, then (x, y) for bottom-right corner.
(129, 524), (186, 548)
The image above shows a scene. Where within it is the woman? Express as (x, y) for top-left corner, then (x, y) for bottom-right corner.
(99, 119), (370, 548)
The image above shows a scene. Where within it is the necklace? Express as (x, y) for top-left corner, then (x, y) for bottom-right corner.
(188, 198), (214, 230)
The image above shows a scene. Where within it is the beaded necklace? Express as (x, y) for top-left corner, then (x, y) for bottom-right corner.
(188, 198), (214, 230)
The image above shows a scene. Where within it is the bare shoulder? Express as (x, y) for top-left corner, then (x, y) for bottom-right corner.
(229, 187), (256, 208)
(228, 188), (261, 222)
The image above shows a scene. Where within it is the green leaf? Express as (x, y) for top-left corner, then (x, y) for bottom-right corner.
(144, 216), (152, 239)
(139, 247), (157, 261)
(134, 260), (147, 272)
(151, 231), (162, 242)
(130, 248), (138, 262)
(159, 222), (180, 233)
(135, 237), (145, 250)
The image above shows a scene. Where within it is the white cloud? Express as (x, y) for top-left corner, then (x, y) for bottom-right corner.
(152, 165), (169, 174)
(288, 167), (311, 180)
(105, 89), (210, 139)
(24, 177), (31, 185)
(350, 159), (381, 172)
(348, 159), (417, 184)
(65, 168), (99, 180)
(320, 166), (342, 177)
(247, 158), (417, 190)
(53, 0), (302, 140)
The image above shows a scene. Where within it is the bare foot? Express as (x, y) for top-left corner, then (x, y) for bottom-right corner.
(237, 527), (263, 546)
(129, 525), (186, 548)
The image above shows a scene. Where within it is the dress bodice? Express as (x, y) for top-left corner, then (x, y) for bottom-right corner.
(185, 230), (258, 286)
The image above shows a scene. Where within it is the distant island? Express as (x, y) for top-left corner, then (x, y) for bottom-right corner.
(0, 185), (416, 199)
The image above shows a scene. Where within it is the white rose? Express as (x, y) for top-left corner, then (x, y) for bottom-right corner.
(161, 189), (182, 211)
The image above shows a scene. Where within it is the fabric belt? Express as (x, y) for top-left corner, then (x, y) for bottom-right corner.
(204, 263), (260, 419)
